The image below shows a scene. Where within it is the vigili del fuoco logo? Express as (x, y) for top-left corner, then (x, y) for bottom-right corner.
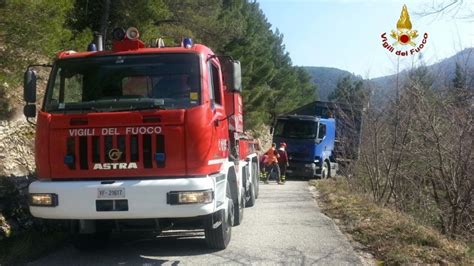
(381, 4), (428, 57)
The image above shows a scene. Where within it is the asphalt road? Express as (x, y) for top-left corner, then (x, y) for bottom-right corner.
(30, 181), (362, 265)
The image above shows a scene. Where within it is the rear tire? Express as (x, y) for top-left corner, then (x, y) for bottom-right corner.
(245, 182), (256, 207)
(233, 190), (245, 226)
(205, 198), (233, 250)
(252, 162), (259, 199)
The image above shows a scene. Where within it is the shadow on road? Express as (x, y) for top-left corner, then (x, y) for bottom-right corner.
(107, 230), (217, 256)
(32, 230), (220, 265)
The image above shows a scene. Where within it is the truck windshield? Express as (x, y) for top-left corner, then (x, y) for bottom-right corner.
(44, 53), (201, 112)
(274, 120), (317, 139)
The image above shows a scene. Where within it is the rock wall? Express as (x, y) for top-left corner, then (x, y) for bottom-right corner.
(0, 120), (36, 240)
(0, 120), (35, 176)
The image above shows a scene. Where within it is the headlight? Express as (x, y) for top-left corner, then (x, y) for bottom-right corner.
(167, 190), (214, 205)
(29, 193), (58, 207)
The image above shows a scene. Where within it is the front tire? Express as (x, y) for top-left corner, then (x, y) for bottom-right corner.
(205, 198), (233, 250)
(321, 161), (329, 179)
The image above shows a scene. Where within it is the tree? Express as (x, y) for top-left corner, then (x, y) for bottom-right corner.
(452, 62), (466, 89)
(0, 0), (316, 130)
(451, 62), (472, 105)
(356, 64), (473, 239)
(328, 75), (367, 106)
(69, 0), (169, 45)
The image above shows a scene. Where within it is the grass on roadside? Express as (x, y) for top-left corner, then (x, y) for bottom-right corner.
(311, 178), (472, 265)
(0, 231), (67, 265)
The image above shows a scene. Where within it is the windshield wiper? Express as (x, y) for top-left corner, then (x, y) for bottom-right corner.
(54, 105), (99, 113)
(109, 105), (165, 112)
(88, 98), (165, 112)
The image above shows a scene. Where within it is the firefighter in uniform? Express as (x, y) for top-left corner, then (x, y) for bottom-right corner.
(277, 142), (289, 184)
(259, 153), (268, 182)
(264, 143), (280, 184)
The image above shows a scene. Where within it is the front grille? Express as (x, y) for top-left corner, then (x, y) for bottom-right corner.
(67, 134), (165, 170)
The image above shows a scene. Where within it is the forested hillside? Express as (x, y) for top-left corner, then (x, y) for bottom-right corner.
(0, 0), (316, 128)
(303, 66), (359, 100)
(371, 48), (474, 100)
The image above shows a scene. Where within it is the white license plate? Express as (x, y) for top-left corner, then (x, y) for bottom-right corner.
(97, 187), (125, 199)
(286, 170), (293, 173)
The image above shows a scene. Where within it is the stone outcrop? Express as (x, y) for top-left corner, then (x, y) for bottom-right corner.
(0, 119), (36, 240)
(0, 120), (35, 176)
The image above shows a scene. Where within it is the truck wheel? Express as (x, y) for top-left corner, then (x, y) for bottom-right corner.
(205, 198), (233, 250)
(321, 161), (329, 179)
(245, 182), (256, 207)
(252, 162), (259, 199)
(233, 190), (245, 226)
(71, 231), (110, 251)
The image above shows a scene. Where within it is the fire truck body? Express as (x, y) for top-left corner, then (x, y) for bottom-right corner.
(23, 28), (259, 249)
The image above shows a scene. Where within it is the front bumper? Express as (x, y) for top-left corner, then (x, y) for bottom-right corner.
(29, 177), (216, 220)
(286, 161), (321, 178)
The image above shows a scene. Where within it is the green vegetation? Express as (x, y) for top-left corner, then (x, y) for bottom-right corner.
(0, 1), (316, 262)
(328, 75), (368, 106)
(312, 178), (472, 264)
(303, 66), (357, 101)
(0, 0), (316, 127)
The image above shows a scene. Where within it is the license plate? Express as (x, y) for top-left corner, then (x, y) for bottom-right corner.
(97, 187), (125, 199)
(287, 170), (293, 173)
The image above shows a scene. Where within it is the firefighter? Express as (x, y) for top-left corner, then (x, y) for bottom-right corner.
(277, 142), (289, 184)
(264, 143), (280, 184)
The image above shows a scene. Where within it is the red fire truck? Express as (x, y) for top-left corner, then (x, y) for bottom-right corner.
(23, 27), (260, 250)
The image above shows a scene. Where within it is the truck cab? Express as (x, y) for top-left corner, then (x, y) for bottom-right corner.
(273, 115), (337, 178)
(272, 101), (362, 179)
(23, 28), (259, 250)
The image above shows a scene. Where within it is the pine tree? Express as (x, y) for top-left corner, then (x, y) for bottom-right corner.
(0, 0), (317, 129)
(452, 62), (466, 89)
(329, 75), (367, 106)
(451, 62), (470, 105)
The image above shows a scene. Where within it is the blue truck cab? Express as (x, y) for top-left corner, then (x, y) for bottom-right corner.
(273, 115), (337, 178)
(272, 101), (362, 179)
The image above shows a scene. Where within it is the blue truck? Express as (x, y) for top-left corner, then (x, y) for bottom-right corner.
(272, 101), (362, 179)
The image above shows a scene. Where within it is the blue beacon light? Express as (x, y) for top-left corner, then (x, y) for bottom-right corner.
(183, 38), (193, 48)
(87, 42), (97, 52)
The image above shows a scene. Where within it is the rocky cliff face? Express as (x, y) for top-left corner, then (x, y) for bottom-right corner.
(0, 119), (36, 240)
(0, 120), (35, 176)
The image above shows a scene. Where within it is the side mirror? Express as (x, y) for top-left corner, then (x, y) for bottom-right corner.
(23, 104), (36, 118)
(217, 56), (242, 92)
(24, 69), (37, 103)
(232, 61), (242, 92)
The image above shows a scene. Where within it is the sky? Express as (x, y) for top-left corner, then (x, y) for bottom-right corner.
(258, 0), (474, 78)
